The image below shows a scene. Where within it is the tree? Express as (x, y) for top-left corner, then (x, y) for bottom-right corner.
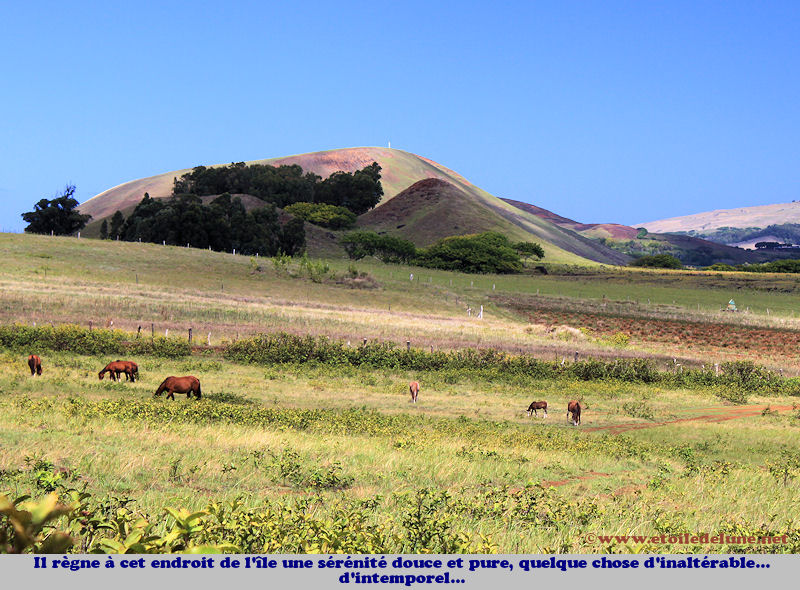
(415, 232), (523, 274)
(99, 220), (109, 240)
(340, 231), (383, 260)
(284, 202), (357, 229)
(629, 254), (683, 269)
(279, 217), (306, 255)
(512, 241), (545, 260)
(21, 186), (91, 235)
(109, 211), (125, 240)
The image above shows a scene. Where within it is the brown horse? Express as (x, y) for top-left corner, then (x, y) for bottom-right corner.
(28, 354), (42, 376)
(526, 400), (548, 418)
(154, 376), (201, 400)
(567, 400), (582, 426)
(116, 360), (139, 382)
(409, 381), (420, 403)
(99, 361), (137, 382)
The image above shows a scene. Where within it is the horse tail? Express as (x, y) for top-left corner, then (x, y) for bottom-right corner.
(195, 381), (202, 399)
(154, 377), (169, 397)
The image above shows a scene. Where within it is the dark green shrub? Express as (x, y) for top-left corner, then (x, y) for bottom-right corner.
(0, 324), (190, 358)
(284, 202), (356, 229)
(415, 231), (523, 274)
(629, 254), (683, 269)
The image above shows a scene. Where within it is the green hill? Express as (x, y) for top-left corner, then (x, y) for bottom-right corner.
(80, 147), (628, 265)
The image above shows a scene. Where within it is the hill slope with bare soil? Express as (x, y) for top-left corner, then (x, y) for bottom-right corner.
(360, 179), (631, 264)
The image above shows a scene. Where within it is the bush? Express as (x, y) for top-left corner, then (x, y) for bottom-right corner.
(0, 324), (190, 358)
(340, 231), (416, 263)
(415, 232), (523, 274)
(629, 254), (683, 269)
(284, 202), (356, 229)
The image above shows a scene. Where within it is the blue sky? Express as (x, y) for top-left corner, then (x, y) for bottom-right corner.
(2, 1), (799, 231)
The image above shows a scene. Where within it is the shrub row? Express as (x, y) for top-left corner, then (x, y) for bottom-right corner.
(224, 333), (800, 397)
(0, 324), (191, 358)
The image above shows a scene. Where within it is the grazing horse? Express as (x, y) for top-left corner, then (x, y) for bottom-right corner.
(99, 361), (136, 382)
(567, 400), (582, 426)
(116, 360), (139, 382)
(409, 381), (420, 403)
(154, 376), (202, 400)
(28, 354), (42, 376)
(526, 400), (548, 418)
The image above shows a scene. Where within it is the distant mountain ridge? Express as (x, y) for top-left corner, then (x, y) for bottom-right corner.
(639, 201), (800, 234)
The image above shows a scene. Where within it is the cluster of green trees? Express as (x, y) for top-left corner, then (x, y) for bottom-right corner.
(104, 194), (304, 255)
(340, 230), (543, 274)
(21, 186), (91, 235)
(172, 161), (383, 215)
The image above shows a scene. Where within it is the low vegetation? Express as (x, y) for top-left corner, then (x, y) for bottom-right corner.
(629, 254), (683, 269)
(341, 230), (543, 274)
(2, 233), (800, 554)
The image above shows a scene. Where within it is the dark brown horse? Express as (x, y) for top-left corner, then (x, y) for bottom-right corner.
(409, 381), (420, 403)
(526, 400), (548, 418)
(567, 400), (582, 426)
(28, 354), (42, 376)
(99, 361), (137, 382)
(154, 376), (202, 400)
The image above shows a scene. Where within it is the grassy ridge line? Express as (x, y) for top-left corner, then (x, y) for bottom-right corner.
(4, 394), (651, 460)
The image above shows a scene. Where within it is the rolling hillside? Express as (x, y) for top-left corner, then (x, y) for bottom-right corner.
(80, 147), (628, 265)
(639, 201), (800, 234)
(79, 147), (487, 221)
(360, 179), (630, 265)
(502, 199), (794, 266)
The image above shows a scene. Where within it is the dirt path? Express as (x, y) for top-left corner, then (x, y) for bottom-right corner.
(583, 404), (796, 435)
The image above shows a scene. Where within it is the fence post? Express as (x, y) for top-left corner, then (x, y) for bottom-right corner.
(574, 351), (579, 362)
(714, 363), (719, 376)
(479, 305), (483, 319)
(363, 338), (367, 347)
(165, 329), (169, 337)
(89, 320), (93, 331)
(188, 328), (193, 344)
(151, 323), (154, 339)
(137, 325), (142, 338)
(407, 341), (411, 351)
(207, 332), (211, 346)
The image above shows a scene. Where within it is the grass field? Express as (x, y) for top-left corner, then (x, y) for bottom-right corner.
(2, 233), (800, 554)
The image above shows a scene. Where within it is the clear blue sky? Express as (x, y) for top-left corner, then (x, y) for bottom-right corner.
(2, 1), (799, 231)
